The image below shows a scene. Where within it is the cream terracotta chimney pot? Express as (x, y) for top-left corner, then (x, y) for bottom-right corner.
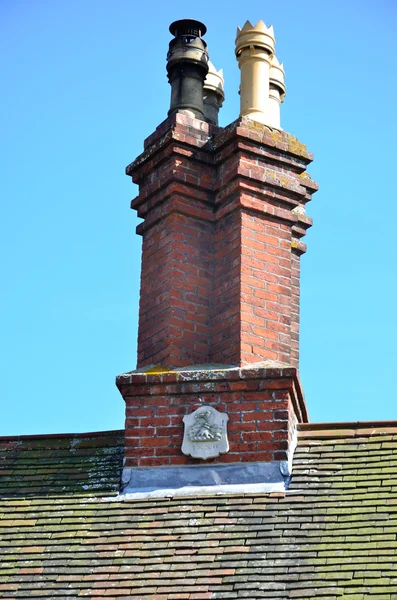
(235, 20), (275, 124)
(268, 55), (286, 129)
(203, 61), (225, 125)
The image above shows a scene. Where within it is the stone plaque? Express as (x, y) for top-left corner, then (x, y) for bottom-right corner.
(182, 406), (229, 460)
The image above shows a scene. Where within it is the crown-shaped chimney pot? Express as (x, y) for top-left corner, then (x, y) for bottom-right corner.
(235, 20), (277, 125)
(235, 20), (275, 57)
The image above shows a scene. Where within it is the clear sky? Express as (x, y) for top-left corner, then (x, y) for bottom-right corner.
(1, 0), (396, 436)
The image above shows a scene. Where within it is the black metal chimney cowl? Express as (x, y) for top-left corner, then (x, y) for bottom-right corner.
(167, 19), (209, 120)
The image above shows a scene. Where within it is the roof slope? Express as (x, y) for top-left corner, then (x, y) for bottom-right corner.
(0, 425), (397, 599)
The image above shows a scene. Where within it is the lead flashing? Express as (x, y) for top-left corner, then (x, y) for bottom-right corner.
(109, 481), (286, 501)
(120, 460), (290, 499)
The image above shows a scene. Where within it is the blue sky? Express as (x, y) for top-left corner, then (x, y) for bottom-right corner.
(1, 0), (396, 435)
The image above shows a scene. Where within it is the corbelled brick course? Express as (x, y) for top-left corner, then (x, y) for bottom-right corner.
(127, 113), (318, 369)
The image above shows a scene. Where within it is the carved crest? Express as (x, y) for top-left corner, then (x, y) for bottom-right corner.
(182, 405), (229, 460)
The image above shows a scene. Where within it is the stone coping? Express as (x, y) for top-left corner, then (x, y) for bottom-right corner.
(116, 362), (308, 425)
(116, 362), (297, 385)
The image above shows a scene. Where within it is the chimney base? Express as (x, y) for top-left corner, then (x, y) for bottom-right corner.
(117, 363), (308, 486)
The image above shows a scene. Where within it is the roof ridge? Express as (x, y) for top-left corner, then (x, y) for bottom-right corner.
(298, 419), (397, 438)
(0, 429), (124, 442)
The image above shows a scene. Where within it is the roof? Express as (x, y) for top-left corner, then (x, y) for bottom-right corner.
(1, 424), (397, 598)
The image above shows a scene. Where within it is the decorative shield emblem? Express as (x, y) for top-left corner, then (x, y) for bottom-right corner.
(182, 406), (229, 460)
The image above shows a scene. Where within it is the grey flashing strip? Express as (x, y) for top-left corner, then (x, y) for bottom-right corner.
(110, 482), (286, 500)
(115, 461), (289, 499)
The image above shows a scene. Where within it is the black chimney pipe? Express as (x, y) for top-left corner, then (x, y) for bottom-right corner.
(167, 19), (209, 120)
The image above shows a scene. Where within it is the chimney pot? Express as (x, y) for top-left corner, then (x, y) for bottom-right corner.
(235, 20), (276, 125)
(203, 61), (225, 125)
(169, 19), (207, 38)
(167, 19), (209, 120)
(268, 55), (286, 128)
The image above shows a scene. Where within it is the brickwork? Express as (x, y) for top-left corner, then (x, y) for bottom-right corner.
(137, 211), (214, 367)
(129, 116), (217, 368)
(127, 113), (318, 370)
(117, 366), (306, 468)
(290, 248), (301, 365)
(212, 210), (241, 362)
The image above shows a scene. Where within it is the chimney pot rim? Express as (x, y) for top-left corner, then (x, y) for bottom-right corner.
(169, 19), (207, 38)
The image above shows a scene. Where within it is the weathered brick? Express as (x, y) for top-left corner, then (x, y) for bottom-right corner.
(127, 116), (315, 369)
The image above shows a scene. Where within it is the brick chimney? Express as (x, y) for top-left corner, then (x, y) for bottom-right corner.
(117, 19), (318, 496)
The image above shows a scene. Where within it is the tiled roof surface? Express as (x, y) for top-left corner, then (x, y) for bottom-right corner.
(1, 424), (397, 599)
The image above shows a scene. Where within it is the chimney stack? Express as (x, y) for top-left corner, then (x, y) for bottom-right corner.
(117, 19), (318, 496)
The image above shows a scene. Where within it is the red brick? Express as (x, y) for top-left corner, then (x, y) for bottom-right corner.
(124, 447), (155, 457)
(155, 426), (182, 436)
(157, 406), (185, 417)
(228, 402), (257, 413)
(141, 437), (170, 447)
(244, 392), (273, 401)
(274, 451), (288, 461)
(257, 420), (288, 431)
(218, 453), (241, 463)
(242, 431), (273, 442)
(259, 379), (291, 390)
(241, 452), (273, 462)
(124, 416), (140, 426)
(273, 430), (289, 441)
(155, 447), (183, 457)
(228, 422), (256, 433)
(230, 442), (257, 453)
(274, 410), (289, 420)
(140, 417), (171, 427)
(257, 441), (288, 451)
(150, 385), (168, 396)
(242, 411), (273, 422)
(140, 457), (172, 467)
(125, 427), (155, 437)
